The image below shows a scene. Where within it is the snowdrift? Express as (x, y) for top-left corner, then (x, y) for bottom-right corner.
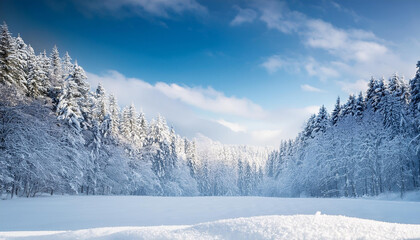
(2, 214), (420, 240)
(1, 196), (420, 239)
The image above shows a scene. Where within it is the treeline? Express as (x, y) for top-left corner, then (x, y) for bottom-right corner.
(265, 70), (420, 197)
(0, 23), (269, 198)
(1, 23), (419, 199)
(0, 22), (200, 197)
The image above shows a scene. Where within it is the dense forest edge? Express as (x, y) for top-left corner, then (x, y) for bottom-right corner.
(1, 23), (419, 199)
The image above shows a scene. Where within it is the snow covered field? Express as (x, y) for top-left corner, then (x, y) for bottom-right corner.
(1, 196), (420, 239)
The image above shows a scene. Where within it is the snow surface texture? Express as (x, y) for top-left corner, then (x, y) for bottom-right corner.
(2, 215), (420, 240)
(1, 196), (420, 239)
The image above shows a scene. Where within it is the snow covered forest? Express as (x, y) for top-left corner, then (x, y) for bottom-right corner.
(1, 23), (419, 199)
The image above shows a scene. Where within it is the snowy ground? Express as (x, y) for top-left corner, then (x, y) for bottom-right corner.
(1, 196), (420, 239)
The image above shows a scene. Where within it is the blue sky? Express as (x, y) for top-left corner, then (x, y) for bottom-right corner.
(1, 0), (420, 146)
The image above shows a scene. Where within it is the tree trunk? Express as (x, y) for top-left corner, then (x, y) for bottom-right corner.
(11, 183), (15, 199)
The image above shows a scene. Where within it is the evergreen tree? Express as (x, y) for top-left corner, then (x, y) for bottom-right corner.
(376, 77), (388, 112)
(410, 61), (420, 120)
(56, 62), (90, 129)
(56, 74), (84, 130)
(0, 23), (27, 91)
(169, 127), (178, 169)
(70, 61), (91, 128)
(366, 76), (388, 112)
(26, 46), (48, 97)
(121, 104), (140, 144)
(244, 162), (252, 195)
(383, 74), (406, 133)
(331, 96), (341, 126)
(39, 50), (51, 88)
(93, 83), (108, 123)
(138, 111), (148, 147)
(15, 34), (30, 79)
(150, 115), (171, 145)
(72, 62), (89, 100)
(48, 45), (63, 102)
(303, 114), (316, 139)
(366, 77), (376, 109)
(108, 94), (120, 138)
(49, 45), (62, 86)
(400, 76), (410, 105)
(237, 158), (244, 194)
(62, 51), (73, 79)
(389, 73), (404, 100)
(185, 139), (198, 177)
(313, 105), (329, 135)
(342, 95), (356, 117)
(355, 92), (365, 118)
(92, 83), (112, 140)
(149, 115), (172, 181)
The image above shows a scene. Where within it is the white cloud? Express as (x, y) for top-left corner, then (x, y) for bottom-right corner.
(254, 0), (415, 95)
(304, 20), (347, 50)
(230, 7), (257, 26)
(216, 119), (247, 133)
(330, 1), (362, 23)
(304, 105), (321, 115)
(256, 5), (394, 80)
(87, 70), (265, 120)
(261, 55), (285, 73)
(257, 0), (304, 33)
(300, 84), (324, 93)
(304, 19), (388, 63)
(253, 1), (388, 66)
(74, 0), (207, 18)
(261, 56), (338, 82)
(304, 58), (340, 81)
(337, 79), (369, 94)
(262, 105), (320, 141)
(251, 130), (282, 142)
(154, 82), (267, 119)
(260, 55), (302, 74)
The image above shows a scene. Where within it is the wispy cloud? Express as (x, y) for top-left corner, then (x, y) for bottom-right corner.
(260, 56), (338, 82)
(230, 7), (257, 26)
(251, 129), (282, 142)
(303, 19), (388, 63)
(337, 79), (369, 94)
(330, 1), (362, 23)
(250, 0), (385, 65)
(72, 0), (207, 19)
(300, 84), (324, 93)
(155, 82), (267, 119)
(256, 2), (389, 66)
(216, 119), (247, 132)
(87, 70), (265, 120)
(250, 0), (413, 94)
(257, 0), (304, 33)
(261, 55), (285, 74)
(260, 55), (302, 74)
(304, 57), (340, 81)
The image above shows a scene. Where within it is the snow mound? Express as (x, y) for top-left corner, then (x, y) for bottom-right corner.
(2, 215), (420, 240)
